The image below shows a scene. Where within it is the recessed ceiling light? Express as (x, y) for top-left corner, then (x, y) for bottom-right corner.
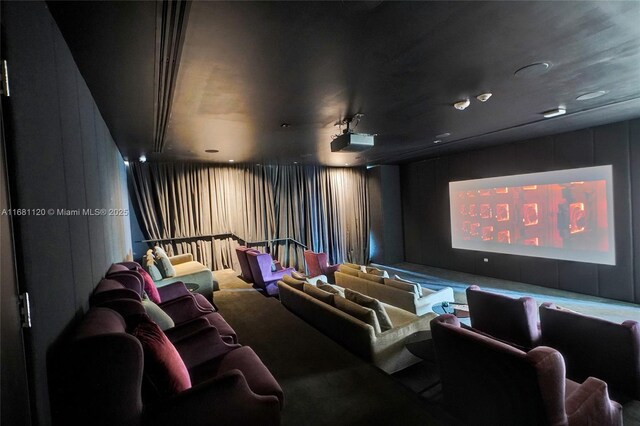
(281, 123), (291, 128)
(435, 132), (451, 139)
(542, 107), (566, 118)
(205, 149), (219, 153)
(433, 140), (442, 144)
(514, 62), (551, 77)
(576, 90), (608, 101)
(124, 160), (130, 166)
(454, 99), (470, 110)
(476, 93), (492, 102)
(228, 159), (234, 163)
(139, 155), (147, 163)
(293, 161), (298, 164)
(345, 163), (349, 166)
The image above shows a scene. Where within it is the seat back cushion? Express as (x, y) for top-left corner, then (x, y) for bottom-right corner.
(128, 314), (191, 401)
(344, 289), (393, 332)
(338, 264), (360, 277)
(357, 271), (385, 284)
(303, 283), (335, 305)
(384, 277), (420, 299)
(334, 296), (381, 334)
(282, 274), (306, 291)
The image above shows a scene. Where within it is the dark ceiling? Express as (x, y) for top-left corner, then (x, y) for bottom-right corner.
(50, 1), (640, 167)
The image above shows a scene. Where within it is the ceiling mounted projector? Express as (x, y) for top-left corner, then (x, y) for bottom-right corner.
(331, 132), (375, 152)
(331, 114), (375, 152)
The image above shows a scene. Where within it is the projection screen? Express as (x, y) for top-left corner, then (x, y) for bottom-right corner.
(449, 165), (615, 265)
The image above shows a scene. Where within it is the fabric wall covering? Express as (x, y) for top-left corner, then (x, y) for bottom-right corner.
(129, 162), (369, 271)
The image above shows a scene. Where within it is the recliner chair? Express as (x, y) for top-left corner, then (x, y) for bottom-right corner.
(246, 251), (294, 296)
(466, 285), (541, 349)
(431, 314), (622, 426)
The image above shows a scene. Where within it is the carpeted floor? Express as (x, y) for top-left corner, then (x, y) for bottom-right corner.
(212, 267), (640, 425)
(212, 269), (455, 426)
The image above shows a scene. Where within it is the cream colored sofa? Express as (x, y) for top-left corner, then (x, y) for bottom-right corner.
(277, 280), (435, 373)
(335, 266), (454, 316)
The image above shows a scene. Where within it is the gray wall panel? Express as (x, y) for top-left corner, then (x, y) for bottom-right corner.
(4, 2), (132, 424)
(402, 119), (640, 303)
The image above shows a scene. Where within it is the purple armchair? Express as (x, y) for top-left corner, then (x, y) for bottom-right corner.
(540, 302), (640, 402)
(246, 251), (294, 296)
(431, 314), (623, 426)
(235, 246), (259, 283)
(303, 250), (339, 283)
(57, 306), (283, 426)
(466, 285), (541, 349)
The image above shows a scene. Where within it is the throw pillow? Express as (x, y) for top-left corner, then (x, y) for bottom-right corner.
(394, 275), (423, 298)
(282, 274), (306, 291)
(357, 271), (385, 284)
(333, 296), (381, 334)
(128, 314), (191, 400)
(141, 298), (175, 331)
(384, 277), (421, 299)
(338, 264), (359, 277)
(317, 283), (344, 297)
(145, 263), (163, 281)
(344, 289), (393, 332)
(137, 266), (162, 303)
(343, 262), (361, 270)
(303, 283), (334, 305)
(154, 246), (176, 278)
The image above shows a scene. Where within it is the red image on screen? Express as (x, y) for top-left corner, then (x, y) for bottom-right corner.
(450, 179), (609, 252)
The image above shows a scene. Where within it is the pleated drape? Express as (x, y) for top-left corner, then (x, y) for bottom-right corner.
(129, 162), (369, 271)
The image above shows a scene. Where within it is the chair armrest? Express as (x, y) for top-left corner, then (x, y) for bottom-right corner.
(169, 253), (193, 265)
(565, 377), (623, 426)
(90, 288), (140, 306)
(415, 287), (455, 315)
(147, 370), (281, 426)
(117, 261), (141, 270)
(157, 281), (190, 301)
(326, 264), (340, 274)
(164, 317), (211, 343)
(159, 295), (210, 324)
(268, 268), (296, 281)
(172, 326), (240, 368)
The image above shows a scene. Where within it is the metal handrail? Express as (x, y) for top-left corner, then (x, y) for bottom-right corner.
(139, 233), (307, 249)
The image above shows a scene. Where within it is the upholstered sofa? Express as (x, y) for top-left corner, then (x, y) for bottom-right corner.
(277, 280), (435, 373)
(57, 306), (283, 426)
(540, 302), (640, 402)
(334, 266), (454, 316)
(114, 255), (217, 300)
(431, 314), (623, 426)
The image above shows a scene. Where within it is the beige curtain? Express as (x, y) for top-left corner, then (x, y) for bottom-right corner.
(129, 162), (369, 271)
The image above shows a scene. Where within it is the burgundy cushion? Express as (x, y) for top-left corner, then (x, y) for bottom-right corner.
(129, 314), (191, 400)
(137, 266), (161, 303)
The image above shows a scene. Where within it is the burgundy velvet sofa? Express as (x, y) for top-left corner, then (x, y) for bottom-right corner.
(93, 277), (238, 344)
(466, 285), (541, 349)
(58, 306), (283, 426)
(431, 314), (623, 426)
(540, 302), (640, 402)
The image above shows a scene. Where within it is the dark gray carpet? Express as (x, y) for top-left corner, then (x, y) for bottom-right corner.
(212, 270), (451, 426)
